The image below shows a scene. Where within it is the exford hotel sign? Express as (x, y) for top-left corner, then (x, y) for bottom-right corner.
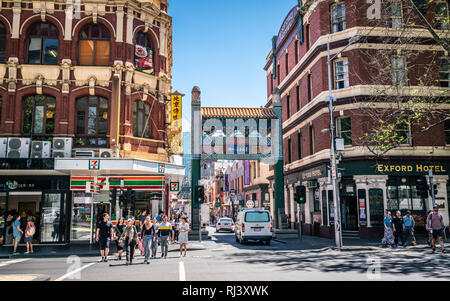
(375, 163), (447, 174)
(340, 161), (450, 176)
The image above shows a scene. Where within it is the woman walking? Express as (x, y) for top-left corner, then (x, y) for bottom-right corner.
(114, 217), (125, 260)
(24, 216), (36, 254)
(178, 217), (190, 257)
(119, 219), (138, 265)
(151, 217), (159, 258)
(381, 211), (394, 248)
(141, 216), (155, 264)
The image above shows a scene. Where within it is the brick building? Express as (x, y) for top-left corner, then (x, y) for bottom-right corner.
(264, 0), (450, 239)
(0, 0), (185, 246)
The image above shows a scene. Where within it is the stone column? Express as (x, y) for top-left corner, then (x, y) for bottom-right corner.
(289, 184), (296, 228)
(284, 186), (289, 216)
(305, 187), (311, 224)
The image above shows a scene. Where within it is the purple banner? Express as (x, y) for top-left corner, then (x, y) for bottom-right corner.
(244, 160), (250, 185)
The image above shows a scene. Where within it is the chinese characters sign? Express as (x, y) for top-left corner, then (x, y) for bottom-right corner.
(170, 94), (183, 154)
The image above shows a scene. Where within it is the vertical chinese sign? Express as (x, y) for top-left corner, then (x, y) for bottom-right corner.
(170, 93), (183, 154)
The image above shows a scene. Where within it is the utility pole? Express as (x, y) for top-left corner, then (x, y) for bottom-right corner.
(429, 170), (435, 207)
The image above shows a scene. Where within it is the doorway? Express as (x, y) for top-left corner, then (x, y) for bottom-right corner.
(341, 196), (358, 230)
(7, 192), (41, 244)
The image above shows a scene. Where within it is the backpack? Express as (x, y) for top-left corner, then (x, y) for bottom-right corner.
(26, 222), (36, 237)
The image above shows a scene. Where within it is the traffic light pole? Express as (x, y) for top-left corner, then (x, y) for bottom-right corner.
(429, 170), (435, 207)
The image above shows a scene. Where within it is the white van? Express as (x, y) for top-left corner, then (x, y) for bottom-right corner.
(235, 208), (273, 245)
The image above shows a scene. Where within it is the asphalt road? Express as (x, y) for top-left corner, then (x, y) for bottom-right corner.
(0, 227), (449, 281)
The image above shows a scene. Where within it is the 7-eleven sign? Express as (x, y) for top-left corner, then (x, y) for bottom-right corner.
(158, 163), (165, 173)
(89, 159), (100, 170)
(170, 182), (179, 192)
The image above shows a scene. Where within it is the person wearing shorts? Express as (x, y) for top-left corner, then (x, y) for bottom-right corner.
(96, 213), (114, 262)
(427, 205), (446, 254)
(12, 215), (23, 254)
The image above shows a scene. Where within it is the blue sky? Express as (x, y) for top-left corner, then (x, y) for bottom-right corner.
(169, 0), (296, 131)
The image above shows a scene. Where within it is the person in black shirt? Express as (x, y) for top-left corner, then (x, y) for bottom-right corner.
(392, 211), (405, 247)
(141, 216), (155, 264)
(114, 217), (125, 260)
(96, 213), (114, 262)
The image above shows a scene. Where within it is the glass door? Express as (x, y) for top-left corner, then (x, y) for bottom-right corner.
(40, 192), (63, 243)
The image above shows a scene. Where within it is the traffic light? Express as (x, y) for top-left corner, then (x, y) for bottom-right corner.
(416, 177), (429, 199)
(429, 184), (438, 196)
(295, 185), (306, 204)
(195, 185), (205, 204)
(126, 188), (135, 206)
(109, 188), (117, 203)
(119, 194), (125, 208)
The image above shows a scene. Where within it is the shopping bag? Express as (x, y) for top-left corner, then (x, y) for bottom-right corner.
(138, 239), (144, 255)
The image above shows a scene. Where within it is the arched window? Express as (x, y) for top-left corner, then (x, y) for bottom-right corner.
(23, 95), (56, 135)
(27, 22), (59, 65)
(134, 32), (154, 74)
(75, 96), (108, 146)
(0, 22), (6, 62)
(133, 101), (151, 138)
(79, 23), (110, 66)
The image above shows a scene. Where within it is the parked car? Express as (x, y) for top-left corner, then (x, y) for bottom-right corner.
(235, 208), (273, 245)
(216, 218), (234, 233)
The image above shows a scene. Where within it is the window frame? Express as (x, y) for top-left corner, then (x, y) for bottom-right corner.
(133, 100), (152, 139)
(444, 119), (450, 145)
(331, 2), (346, 33)
(75, 96), (109, 147)
(395, 119), (411, 145)
(336, 116), (352, 146)
(78, 23), (111, 66)
(333, 58), (349, 90)
(438, 57), (449, 88)
(0, 22), (6, 63)
(435, 1), (449, 30)
(388, 0), (403, 29)
(297, 131), (302, 160)
(27, 22), (59, 65)
(391, 56), (407, 86)
(22, 95), (56, 136)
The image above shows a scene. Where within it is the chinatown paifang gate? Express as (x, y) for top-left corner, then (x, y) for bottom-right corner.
(189, 86), (287, 235)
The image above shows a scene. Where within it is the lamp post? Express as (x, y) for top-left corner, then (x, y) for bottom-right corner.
(326, 34), (360, 251)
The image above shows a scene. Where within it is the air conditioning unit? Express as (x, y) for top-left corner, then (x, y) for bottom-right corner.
(99, 149), (115, 158)
(306, 181), (318, 189)
(0, 138), (7, 158)
(75, 150), (95, 158)
(7, 138), (31, 158)
(31, 141), (52, 158)
(53, 137), (72, 158)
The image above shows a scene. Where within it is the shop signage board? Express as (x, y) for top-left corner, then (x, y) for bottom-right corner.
(340, 161), (450, 176)
(158, 163), (165, 173)
(300, 165), (327, 181)
(71, 176), (165, 191)
(170, 182), (180, 192)
(170, 94), (183, 154)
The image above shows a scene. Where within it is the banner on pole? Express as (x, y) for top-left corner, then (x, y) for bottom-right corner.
(170, 94), (183, 154)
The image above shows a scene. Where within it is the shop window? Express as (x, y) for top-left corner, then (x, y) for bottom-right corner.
(387, 177), (426, 213)
(445, 119), (450, 144)
(388, 1), (403, 29)
(133, 101), (151, 138)
(438, 57), (449, 87)
(79, 23), (110, 66)
(333, 58), (349, 89)
(331, 3), (346, 33)
(27, 22), (59, 65)
(337, 117), (352, 146)
(75, 96), (108, 147)
(22, 95), (56, 135)
(135, 32), (155, 75)
(0, 22), (6, 62)
(392, 56), (407, 86)
(435, 2), (449, 30)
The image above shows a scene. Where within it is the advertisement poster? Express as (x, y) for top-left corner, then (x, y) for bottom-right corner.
(170, 94), (182, 154)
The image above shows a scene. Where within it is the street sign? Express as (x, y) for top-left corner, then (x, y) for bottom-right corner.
(89, 159), (100, 170)
(246, 200), (255, 208)
(170, 182), (180, 192)
(158, 163), (165, 173)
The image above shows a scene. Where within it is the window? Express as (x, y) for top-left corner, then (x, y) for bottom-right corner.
(295, 41), (299, 64)
(296, 85), (300, 111)
(307, 73), (313, 102)
(75, 96), (108, 146)
(27, 22), (59, 65)
(387, 176), (426, 214)
(331, 3), (346, 33)
(445, 119), (450, 144)
(133, 101), (151, 138)
(334, 58), (349, 89)
(306, 24), (310, 51)
(245, 211), (270, 222)
(438, 58), (449, 87)
(277, 64), (280, 85)
(285, 52), (289, 76)
(413, 0), (428, 15)
(297, 132), (302, 160)
(388, 1), (403, 29)
(395, 120), (411, 145)
(0, 22), (6, 62)
(22, 95), (56, 135)
(309, 125), (315, 154)
(79, 23), (110, 66)
(392, 56), (407, 85)
(286, 95), (290, 118)
(135, 32), (154, 75)
(337, 117), (352, 146)
(287, 138), (292, 163)
(435, 2), (449, 30)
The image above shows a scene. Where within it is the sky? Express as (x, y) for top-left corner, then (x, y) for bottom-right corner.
(169, 0), (296, 131)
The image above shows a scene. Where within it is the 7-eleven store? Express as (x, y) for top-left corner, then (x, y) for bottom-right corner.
(55, 158), (184, 244)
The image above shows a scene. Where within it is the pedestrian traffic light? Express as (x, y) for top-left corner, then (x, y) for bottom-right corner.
(429, 184), (438, 196)
(109, 188), (117, 203)
(126, 188), (135, 206)
(195, 185), (205, 204)
(295, 185), (306, 204)
(119, 194), (125, 208)
(416, 177), (429, 198)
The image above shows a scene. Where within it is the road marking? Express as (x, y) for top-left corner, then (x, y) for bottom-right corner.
(0, 259), (30, 268)
(179, 261), (186, 281)
(54, 262), (96, 282)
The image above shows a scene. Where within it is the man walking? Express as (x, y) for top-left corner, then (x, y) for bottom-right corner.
(392, 211), (405, 248)
(157, 216), (173, 259)
(403, 211), (416, 246)
(427, 204), (446, 254)
(96, 213), (114, 262)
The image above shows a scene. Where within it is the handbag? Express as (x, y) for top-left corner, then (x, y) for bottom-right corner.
(137, 238), (144, 254)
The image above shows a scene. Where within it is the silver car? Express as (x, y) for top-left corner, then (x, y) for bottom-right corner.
(216, 218), (234, 233)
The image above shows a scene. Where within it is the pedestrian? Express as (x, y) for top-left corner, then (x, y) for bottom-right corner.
(139, 210), (148, 231)
(151, 217), (159, 258)
(392, 210), (405, 248)
(178, 217), (190, 257)
(403, 211), (416, 246)
(427, 204), (446, 254)
(425, 210), (433, 246)
(12, 215), (23, 254)
(24, 216), (36, 254)
(170, 214), (179, 244)
(381, 211), (394, 247)
(114, 217), (125, 260)
(156, 211), (164, 223)
(141, 216), (156, 264)
(96, 213), (114, 262)
(157, 216), (173, 259)
(120, 219), (138, 265)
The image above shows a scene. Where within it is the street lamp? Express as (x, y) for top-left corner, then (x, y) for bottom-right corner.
(326, 34), (361, 251)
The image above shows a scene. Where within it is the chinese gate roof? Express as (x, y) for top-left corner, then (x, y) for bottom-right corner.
(201, 107), (278, 119)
